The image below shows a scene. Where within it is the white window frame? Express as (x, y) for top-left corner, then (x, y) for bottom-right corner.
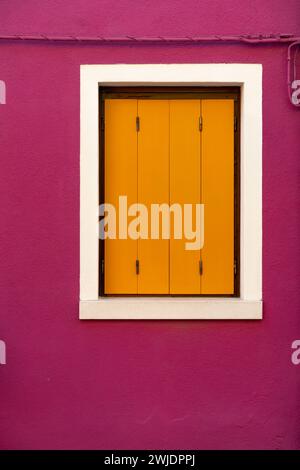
(80, 64), (262, 320)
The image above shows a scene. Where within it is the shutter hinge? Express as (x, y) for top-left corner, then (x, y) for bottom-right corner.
(101, 116), (105, 131)
(199, 259), (203, 275)
(136, 259), (140, 275)
(234, 260), (237, 276)
(101, 259), (104, 275)
(234, 115), (238, 132)
(199, 116), (203, 132)
(136, 116), (140, 132)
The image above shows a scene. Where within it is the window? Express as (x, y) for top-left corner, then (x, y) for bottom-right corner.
(100, 88), (239, 297)
(80, 64), (262, 319)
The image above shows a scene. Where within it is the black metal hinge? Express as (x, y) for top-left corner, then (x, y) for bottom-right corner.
(136, 259), (140, 275)
(136, 116), (140, 132)
(199, 259), (203, 275)
(234, 260), (237, 276)
(199, 116), (203, 132)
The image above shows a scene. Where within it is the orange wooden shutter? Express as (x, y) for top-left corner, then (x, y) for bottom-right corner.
(104, 99), (138, 294)
(170, 100), (201, 294)
(104, 96), (235, 296)
(137, 100), (170, 294)
(201, 99), (235, 294)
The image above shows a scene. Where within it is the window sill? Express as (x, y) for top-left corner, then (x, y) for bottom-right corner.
(79, 298), (262, 320)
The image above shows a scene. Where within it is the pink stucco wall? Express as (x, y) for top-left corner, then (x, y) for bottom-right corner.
(1, 1), (300, 450)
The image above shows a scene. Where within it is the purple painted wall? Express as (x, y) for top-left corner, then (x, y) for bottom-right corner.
(1, 0), (300, 450)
